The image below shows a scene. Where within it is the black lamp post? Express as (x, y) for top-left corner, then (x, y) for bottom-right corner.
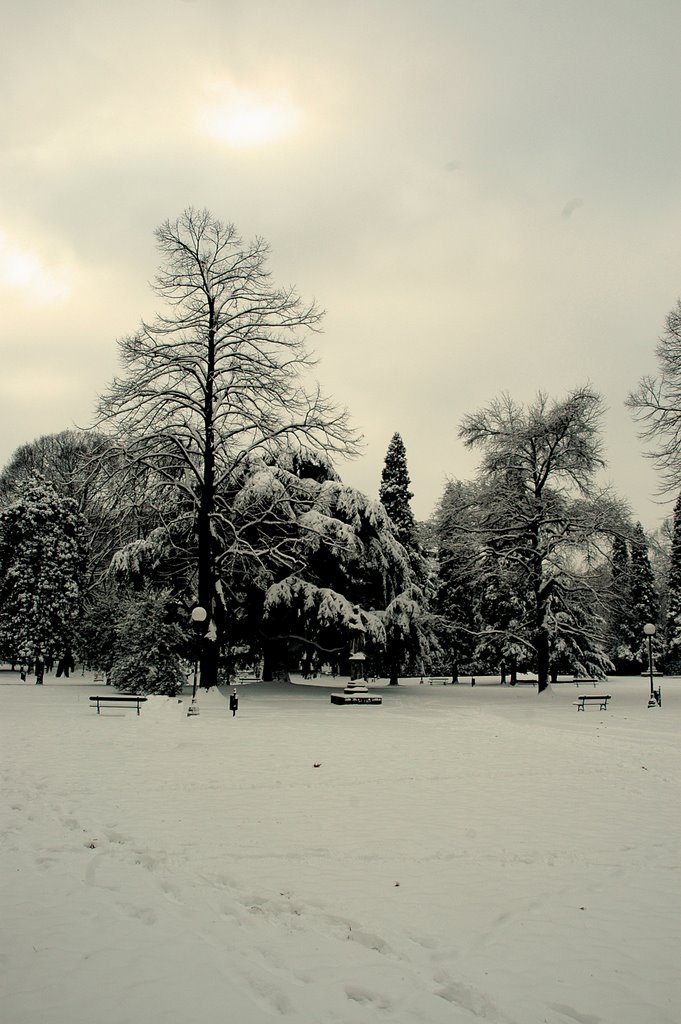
(643, 622), (661, 708)
(188, 605), (207, 717)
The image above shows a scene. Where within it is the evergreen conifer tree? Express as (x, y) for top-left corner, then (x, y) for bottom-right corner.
(664, 493), (681, 670)
(629, 522), (660, 667)
(379, 433), (417, 547)
(0, 476), (86, 683)
(607, 535), (638, 672)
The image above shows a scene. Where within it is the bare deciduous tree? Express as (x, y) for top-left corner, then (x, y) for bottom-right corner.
(459, 387), (627, 692)
(96, 208), (360, 686)
(627, 299), (681, 492)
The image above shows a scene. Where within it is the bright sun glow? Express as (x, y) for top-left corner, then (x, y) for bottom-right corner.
(0, 231), (70, 303)
(196, 84), (302, 148)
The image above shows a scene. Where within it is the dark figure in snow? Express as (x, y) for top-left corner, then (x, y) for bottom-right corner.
(56, 651), (75, 678)
(229, 689), (239, 717)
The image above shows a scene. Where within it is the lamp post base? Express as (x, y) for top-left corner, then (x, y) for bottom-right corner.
(187, 699), (200, 717)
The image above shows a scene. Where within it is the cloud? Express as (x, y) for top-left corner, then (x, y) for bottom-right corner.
(1, 0), (680, 532)
(195, 80), (303, 148)
(0, 230), (72, 303)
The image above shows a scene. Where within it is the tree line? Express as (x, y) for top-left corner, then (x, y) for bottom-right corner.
(0, 208), (678, 694)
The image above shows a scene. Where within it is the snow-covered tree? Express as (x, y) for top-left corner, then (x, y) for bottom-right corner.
(259, 465), (424, 681)
(0, 429), (125, 588)
(459, 387), (625, 691)
(664, 494), (681, 670)
(96, 209), (359, 686)
(0, 476), (86, 683)
(431, 481), (483, 680)
(109, 591), (187, 696)
(0, 430), (101, 510)
(378, 432), (432, 681)
(628, 522), (659, 667)
(606, 534), (640, 673)
(379, 433), (417, 547)
(105, 448), (425, 683)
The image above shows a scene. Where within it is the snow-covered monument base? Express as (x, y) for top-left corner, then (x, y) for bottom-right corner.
(330, 679), (382, 705)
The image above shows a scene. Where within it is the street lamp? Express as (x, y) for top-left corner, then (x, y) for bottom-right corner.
(188, 605), (207, 717)
(643, 623), (661, 708)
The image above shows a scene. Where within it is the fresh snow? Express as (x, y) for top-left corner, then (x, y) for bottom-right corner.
(1, 672), (679, 1024)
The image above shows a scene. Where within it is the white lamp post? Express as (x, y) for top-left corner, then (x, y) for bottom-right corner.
(188, 605), (207, 717)
(643, 623), (661, 708)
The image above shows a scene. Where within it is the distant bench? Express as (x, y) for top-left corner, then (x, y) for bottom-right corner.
(426, 677), (453, 685)
(235, 674), (261, 685)
(90, 695), (147, 715)
(573, 677), (598, 687)
(574, 694), (611, 711)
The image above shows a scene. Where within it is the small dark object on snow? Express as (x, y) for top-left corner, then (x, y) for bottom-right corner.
(229, 689), (239, 716)
(471, 677), (476, 687)
(313, 762), (322, 768)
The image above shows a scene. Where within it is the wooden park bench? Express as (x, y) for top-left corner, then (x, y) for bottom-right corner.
(427, 676), (452, 685)
(90, 694), (147, 715)
(572, 677), (598, 687)
(574, 694), (611, 711)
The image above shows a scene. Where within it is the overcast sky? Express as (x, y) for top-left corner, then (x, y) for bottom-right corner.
(2, 0), (680, 529)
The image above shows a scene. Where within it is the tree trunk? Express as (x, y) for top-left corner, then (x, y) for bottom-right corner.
(531, 519), (551, 694)
(199, 643), (219, 690)
(197, 296), (219, 688)
(536, 628), (550, 693)
(262, 642), (290, 682)
(35, 659), (44, 685)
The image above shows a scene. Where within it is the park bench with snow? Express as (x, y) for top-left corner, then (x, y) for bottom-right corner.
(90, 694), (147, 715)
(573, 693), (611, 711)
(426, 676), (453, 685)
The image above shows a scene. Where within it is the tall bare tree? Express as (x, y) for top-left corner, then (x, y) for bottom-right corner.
(459, 387), (625, 692)
(627, 299), (681, 491)
(96, 208), (359, 686)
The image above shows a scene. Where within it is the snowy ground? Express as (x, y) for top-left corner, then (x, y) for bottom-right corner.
(1, 671), (679, 1024)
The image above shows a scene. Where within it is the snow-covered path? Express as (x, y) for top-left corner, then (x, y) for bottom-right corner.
(1, 674), (679, 1023)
